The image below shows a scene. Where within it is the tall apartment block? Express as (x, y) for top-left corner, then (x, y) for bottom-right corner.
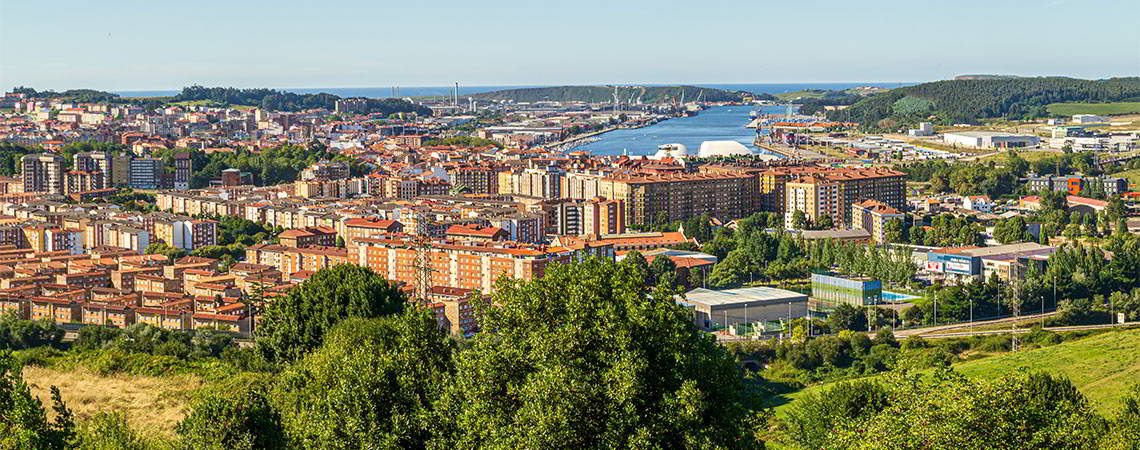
(173, 151), (192, 190)
(129, 157), (163, 189)
(21, 153), (65, 194)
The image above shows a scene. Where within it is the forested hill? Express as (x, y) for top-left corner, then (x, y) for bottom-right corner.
(173, 86), (433, 115)
(829, 77), (1140, 128)
(470, 85), (746, 103)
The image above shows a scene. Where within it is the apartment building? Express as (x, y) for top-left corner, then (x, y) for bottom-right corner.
(600, 172), (754, 225)
(110, 153), (132, 187)
(342, 218), (404, 246)
(446, 166), (498, 195)
(129, 157), (163, 189)
(784, 176), (842, 229)
(851, 200), (904, 244)
(64, 170), (105, 194)
(353, 236), (572, 294)
(279, 226), (337, 248)
(21, 153), (65, 194)
(583, 197), (625, 236)
(173, 151), (192, 189)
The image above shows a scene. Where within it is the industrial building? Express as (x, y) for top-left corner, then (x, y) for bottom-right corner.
(678, 286), (808, 332)
(942, 131), (1040, 149)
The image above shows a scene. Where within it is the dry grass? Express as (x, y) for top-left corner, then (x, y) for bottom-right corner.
(22, 366), (202, 437)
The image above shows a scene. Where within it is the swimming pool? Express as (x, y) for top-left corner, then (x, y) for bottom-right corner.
(882, 291), (920, 302)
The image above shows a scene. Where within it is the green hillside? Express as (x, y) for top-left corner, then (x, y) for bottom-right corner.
(831, 77), (1140, 128)
(954, 328), (1140, 412)
(772, 328), (1140, 416)
(470, 85), (745, 103)
(1046, 101), (1140, 116)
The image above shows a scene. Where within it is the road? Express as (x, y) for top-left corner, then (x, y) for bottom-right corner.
(914, 322), (1139, 339)
(755, 143), (827, 160)
(894, 312), (1057, 338)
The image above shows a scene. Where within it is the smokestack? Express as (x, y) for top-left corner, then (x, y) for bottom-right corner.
(454, 82), (459, 107)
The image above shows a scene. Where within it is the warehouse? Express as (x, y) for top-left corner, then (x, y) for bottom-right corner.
(942, 131), (1040, 149)
(679, 286), (808, 332)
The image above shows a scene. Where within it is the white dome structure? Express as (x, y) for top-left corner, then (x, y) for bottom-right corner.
(652, 143), (688, 159)
(698, 140), (752, 158)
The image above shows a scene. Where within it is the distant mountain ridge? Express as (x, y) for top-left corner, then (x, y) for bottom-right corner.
(470, 85), (746, 103)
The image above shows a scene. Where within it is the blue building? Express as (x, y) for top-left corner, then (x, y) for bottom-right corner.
(810, 272), (882, 311)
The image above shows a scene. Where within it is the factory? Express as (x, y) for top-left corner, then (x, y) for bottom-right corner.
(942, 131), (1040, 149)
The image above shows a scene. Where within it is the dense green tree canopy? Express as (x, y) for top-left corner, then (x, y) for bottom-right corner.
(435, 258), (761, 448)
(255, 264), (405, 362)
(173, 85), (432, 115)
(833, 77), (1140, 127)
(272, 312), (454, 448)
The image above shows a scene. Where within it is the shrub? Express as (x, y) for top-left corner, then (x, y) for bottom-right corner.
(784, 379), (889, 449)
(901, 335), (928, 350)
(75, 413), (149, 450)
(177, 379), (284, 450)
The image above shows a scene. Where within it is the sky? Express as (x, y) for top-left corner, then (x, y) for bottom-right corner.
(1, 0), (1137, 91)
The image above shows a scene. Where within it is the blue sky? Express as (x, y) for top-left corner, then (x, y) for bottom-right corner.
(1, 0), (1137, 91)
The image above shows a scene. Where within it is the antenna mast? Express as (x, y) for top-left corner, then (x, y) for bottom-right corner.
(412, 207), (437, 302)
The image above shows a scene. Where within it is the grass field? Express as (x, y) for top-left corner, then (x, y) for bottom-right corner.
(1110, 168), (1140, 188)
(769, 328), (1140, 417)
(979, 149), (1063, 164)
(773, 90), (829, 101)
(23, 366), (201, 437)
(1047, 102), (1140, 117)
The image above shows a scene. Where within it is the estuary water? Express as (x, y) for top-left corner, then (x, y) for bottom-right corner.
(573, 105), (794, 156)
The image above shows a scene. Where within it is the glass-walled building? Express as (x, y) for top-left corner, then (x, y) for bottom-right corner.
(810, 272), (881, 311)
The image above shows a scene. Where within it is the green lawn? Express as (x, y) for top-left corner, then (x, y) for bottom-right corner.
(769, 328), (1140, 417)
(1046, 102), (1140, 117)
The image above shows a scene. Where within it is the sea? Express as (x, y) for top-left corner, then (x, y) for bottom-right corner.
(112, 82), (911, 99)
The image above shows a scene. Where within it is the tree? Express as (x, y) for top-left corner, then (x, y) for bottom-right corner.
(255, 265), (405, 362)
(994, 216), (1032, 244)
(272, 311), (454, 448)
(0, 352), (75, 449)
(621, 250), (651, 286)
(828, 304), (868, 332)
(885, 217), (906, 244)
(649, 254), (677, 288)
(791, 210), (808, 230)
(335, 236), (346, 248)
(435, 258), (761, 448)
(176, 377), (285, 450)
(816, 214), (834, 230)
(825, 370), (1106, 449)
(784, 379), (889, 449)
